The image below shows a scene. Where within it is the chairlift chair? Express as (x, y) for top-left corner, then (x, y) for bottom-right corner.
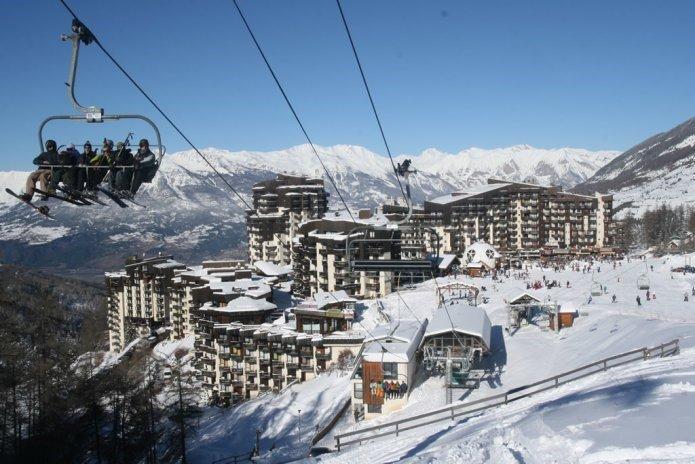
(38, 20), (165, 197)
(637, 274), (650, 291)
(345, 160), (440, 274)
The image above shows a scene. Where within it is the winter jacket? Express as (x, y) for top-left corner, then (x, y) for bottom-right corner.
(32, 149), (59, 169)
(134, 148), (156, 168)
(57, 150), (76, 166)
(90, 151), (111, 166)
(114, 148), (134, 166)
(78, 150), (94, 165)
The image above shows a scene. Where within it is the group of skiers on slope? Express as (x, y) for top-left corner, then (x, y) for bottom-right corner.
(20, 138), (156, 202)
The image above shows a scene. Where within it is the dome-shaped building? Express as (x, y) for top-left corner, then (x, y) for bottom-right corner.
(463, 241), (502, 271)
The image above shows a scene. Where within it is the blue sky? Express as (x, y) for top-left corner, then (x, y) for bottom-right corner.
(2, 0), (695, 170)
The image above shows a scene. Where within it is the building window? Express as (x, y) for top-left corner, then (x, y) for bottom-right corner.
(354, 382), (363, 400)
(383, 362), (398, 380)
(367, 403), (382, 414)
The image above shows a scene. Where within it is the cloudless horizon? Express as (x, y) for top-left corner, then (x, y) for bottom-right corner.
(2, 0), (695, 170)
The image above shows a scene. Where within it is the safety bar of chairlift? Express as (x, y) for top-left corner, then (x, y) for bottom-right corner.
(351, 260), (435, 271)
(38, 114), (165, 164)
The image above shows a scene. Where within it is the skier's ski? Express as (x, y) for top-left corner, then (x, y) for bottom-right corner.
(5, 188), (55, 219)
(34, 188), (86, 206)
(120, 195), (146, 208)
(96, 186), (129, 208)
(56, 185), (106, 206)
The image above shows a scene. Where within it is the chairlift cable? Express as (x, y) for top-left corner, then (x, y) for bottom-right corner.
(58, 0), (251, 210)
(335, 0), (408, 206)
(231, 0), (356, 222)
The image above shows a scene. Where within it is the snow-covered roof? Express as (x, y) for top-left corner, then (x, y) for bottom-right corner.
(207, 278), (271, 299)
(465, 242), (502, 259)
(153, 260), (186, 270)
(430, 253), (458, 270)
(363, 320), (427, 363)
(429, 183), (510, 205)
(254, 260), (293, 277)
(201, 296), (277, 314)
(314, 290), (357, 310)
(105, 271), (127, 278)
(424, 303), (492, 350)
(508, 291), (543, 305)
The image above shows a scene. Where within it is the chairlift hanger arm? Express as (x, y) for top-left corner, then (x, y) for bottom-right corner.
(38, 114), (165, 161)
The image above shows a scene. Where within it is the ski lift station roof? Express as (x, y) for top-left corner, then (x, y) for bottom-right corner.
(362, 320), (427, 363)
(424, 302), (492, 351)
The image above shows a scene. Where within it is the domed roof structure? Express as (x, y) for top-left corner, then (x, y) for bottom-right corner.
(463, 241), (501, 269)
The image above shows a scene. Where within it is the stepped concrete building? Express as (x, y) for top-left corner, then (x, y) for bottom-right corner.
(105, 255), (364, 407)
(106, 256), (260, 352)
(106, 255), (187, 352)
(291, 212), (396, 299)
(246, 174), (328, 266)
(196, 320), (364, 405)
(424, 179), (614, 255)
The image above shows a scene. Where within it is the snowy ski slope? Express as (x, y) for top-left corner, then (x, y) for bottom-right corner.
(176, 253), (695, 463)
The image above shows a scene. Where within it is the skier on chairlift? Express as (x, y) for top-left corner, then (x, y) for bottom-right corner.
(111, 141), (134, 193)
(19, 139), (59, 202)
(129, 138), (156, 196)
(86, 139), (113, 192)
(50, 144), (78, 192)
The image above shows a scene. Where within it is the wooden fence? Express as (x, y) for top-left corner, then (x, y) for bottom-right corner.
(335, 339), (680, 450)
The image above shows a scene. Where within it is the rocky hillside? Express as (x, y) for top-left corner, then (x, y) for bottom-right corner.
(575, 118), (695, 216)
(0, 144), (616, 277)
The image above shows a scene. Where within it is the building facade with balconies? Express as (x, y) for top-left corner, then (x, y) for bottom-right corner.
(196, 321), (364, 406)
(246, 174), (329, 266)
(291, 214), (395, 299)
(424, 179), (614, 255)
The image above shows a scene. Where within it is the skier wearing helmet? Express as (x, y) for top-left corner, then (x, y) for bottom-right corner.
(19, 139), (59, 201)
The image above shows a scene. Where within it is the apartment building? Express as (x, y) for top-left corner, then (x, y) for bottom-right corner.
(106, 255), (187, 352)
(246, 174), (329, 266)
(291, 213), (396, 299)
(424, 179), (613, 254)
(197, 322), (364, 405)
(106, 256), (264, 352)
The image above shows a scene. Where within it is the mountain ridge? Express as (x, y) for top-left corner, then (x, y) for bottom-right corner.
(574, 117), (695, 217)
(0, 143), (616, 277)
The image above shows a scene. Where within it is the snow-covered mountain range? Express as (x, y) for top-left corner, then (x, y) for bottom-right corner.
(575, 117), (695, 217)
(0, 144), (616, 276)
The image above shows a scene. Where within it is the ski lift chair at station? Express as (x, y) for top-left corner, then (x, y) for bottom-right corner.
(637, 262), (650, 290)
(590, 277), (603, 297)
(39, 20), (165, 196)
(345, 160), (440, 274)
